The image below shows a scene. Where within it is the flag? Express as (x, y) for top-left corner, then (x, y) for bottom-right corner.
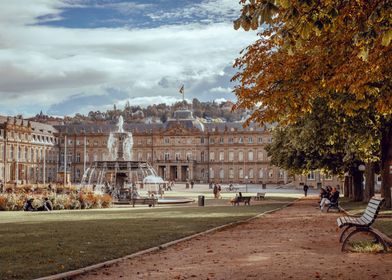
(179, 84), (184, 95)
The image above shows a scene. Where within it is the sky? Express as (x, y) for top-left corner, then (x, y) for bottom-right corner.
(0, 0), (257, 117)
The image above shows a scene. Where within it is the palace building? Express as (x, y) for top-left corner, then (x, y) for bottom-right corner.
(0, 110), (342, 187)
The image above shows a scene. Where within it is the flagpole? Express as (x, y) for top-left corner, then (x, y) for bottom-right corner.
(64, 135), (67, 186)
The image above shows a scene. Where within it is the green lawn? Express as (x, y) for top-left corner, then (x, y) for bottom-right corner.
(0, 200), (291, 280)
(339, 197), (392, 237)
(339, 197), (392, 216)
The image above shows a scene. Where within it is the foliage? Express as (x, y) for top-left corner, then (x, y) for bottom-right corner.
(232, 0), (391, 204)
(233, 0), (391, 124)
(265, 98), (380, 174)
(0, 192), (112, 211)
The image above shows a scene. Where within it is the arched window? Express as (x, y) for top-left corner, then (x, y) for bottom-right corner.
(219, 168), (224, 179)
(249, 168), (254, 179)
(210, 168), (215, 179)
(229, 168), (234, 179)
(259, 169), (264, 179)
(239, 168), (244, 179)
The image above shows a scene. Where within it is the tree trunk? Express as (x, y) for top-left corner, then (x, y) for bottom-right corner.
(363, 162), (375, 202)
(348, 174), (354, 200)
(352, 168), (364, 201)
(343, 175), (349, 197)
(380, 121), (392, 208)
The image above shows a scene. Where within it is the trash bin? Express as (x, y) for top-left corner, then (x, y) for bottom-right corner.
(198, 195), (205, 207)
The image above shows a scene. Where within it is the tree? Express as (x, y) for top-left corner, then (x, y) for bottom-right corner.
(232, 0), (392, 206)
(265, 97), (379, 201)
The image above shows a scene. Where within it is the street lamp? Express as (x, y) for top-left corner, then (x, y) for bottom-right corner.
(358, 164), (366, 172)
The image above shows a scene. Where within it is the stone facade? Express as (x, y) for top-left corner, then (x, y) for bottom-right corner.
(0, 111), (342, 187)
(0, 116), (58, 184)
(54, 110), (287, 185)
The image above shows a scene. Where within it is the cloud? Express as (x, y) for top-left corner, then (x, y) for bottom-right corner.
(147, 0), (239, 24)
(0, 0), (257, 116)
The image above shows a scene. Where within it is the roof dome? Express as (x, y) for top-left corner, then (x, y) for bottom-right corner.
(165, 109), (205, 131)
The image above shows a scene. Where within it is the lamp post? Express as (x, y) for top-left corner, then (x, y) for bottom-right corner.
(15, 136), (19, 186)
(358, 164), (366, 172)
(245, 175), (249, 193)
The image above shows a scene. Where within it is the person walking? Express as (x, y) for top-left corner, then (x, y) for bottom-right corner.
(213, 183), (218, 199)
(303, 184), (309, 197)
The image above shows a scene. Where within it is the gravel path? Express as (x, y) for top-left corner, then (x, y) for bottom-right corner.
(76, 198), (392, 280)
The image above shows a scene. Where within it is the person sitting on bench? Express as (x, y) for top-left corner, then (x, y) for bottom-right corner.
(320, 187), (339, 211)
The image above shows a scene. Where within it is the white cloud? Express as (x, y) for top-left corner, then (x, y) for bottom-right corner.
(147, 0), (239, 24)
(0, 0), (257, 116)
(210, 86), (233, 94)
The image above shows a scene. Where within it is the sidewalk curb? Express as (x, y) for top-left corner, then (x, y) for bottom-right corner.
(34, 200), (298, 280)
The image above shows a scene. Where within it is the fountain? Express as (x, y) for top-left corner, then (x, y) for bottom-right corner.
(81, 116), (164, 202)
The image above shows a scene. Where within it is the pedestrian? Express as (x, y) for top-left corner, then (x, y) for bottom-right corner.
(213, 183), (218, 199)
(190, 180), (194, 189)
(303, 184), (309, 197)
(217, 184), (222, 199)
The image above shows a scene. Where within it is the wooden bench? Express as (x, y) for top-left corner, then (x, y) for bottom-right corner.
(131, 197), (158, 207)
(254, 192), (266, 200)
(337, 197), (388, 252)
(231, 196), (251, 206)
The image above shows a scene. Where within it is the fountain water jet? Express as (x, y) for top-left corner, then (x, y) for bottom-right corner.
(81, 116), (161, 201)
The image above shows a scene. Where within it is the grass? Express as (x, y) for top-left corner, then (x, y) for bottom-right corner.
(374, 219), (392, 237)
(0, 200), (291, 280)
(349, 241), (385, 253)
(339, 197), (392, 238)
(339, 197), (392, 216)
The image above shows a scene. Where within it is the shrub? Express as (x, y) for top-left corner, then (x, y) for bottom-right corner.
(0, 191), (112, 211)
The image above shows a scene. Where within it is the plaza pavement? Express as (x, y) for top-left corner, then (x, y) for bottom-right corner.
(76, 198), (392, 280)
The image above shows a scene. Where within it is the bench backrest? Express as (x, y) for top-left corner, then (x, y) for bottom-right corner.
(361, 197), (384, 226)
(256, 193), (265, 196)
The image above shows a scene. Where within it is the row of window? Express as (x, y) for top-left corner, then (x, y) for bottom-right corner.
(62, 139), (106, 147)
(206, 168), (284, 180)
(0, 145), (57, 162)
(56, 150), (268, 163)
(163, 136), (273, 145)
(208, 150), (267, 162)
(4, 131), (56, 144)
(61, 136), (273, 147)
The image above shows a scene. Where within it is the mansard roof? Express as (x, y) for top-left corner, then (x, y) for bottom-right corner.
(203, 122), (266, 133)
(54, 122), (165, 134)
(0, 115), (58, 135)
(54, 120), (266, 135)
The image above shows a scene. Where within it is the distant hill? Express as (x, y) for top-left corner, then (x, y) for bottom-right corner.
(30, 99), (248, 125)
